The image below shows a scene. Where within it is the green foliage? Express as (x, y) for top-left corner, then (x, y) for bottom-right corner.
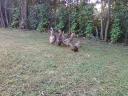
(78, 4), (93, 36)
(56, 7), (69, 31)
(28, 7), (39, 30)
(111, 18), (122, 43)
(70, 4), (94, 36)
(37, 19), (49, 32)
(79, 4), (93, 20)
(71, 22), (78, 33)
(71, 7), (79, 33)
(10, 8), (20, 28)
(36, 4), (51, 32)
(85, 21), (93, 38)
(113, 1), (128, 42)
(56, 19), (65, 31)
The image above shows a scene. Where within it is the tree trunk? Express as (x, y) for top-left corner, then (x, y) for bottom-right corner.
(19, 0), (28, 29)
(68, 7), (71, 33)
(100, 18), (104, 40)
(124, 31), (128, 45)
(96, 26), (99, 39)
(104, 18), (109, 41)
(0, 0), (10, 27)
(100, 1), (104, 40)
(4, 0), (9, 26)
(104, 0), (110, 41)
(0, 0), (6, 27)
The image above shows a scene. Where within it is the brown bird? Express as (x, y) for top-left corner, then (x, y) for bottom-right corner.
(56, 30), (64, 46)
(49, 27), (56, 44)
(63, 33), (75, 46)
(74, 41), (80, 48)
(68, 40), (80, 52)
(65, 32), (71, 39)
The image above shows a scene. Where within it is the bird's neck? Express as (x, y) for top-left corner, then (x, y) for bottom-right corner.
(51, 31), (54, 36)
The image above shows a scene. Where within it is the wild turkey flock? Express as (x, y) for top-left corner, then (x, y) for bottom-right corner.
(49, 27), (80, 52)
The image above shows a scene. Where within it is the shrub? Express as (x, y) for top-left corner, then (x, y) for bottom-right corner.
(55, 7), (69, 31)
(71, 7), (79, 34)
(36, 4), (51, 32)
(28, 6), (39, 30)
(111, 18), (122, 43)
(85, 21), (93, 38)
(37, 18), (49, 32)
(77, 4), (93, 36)
(10, 8), (20, 28)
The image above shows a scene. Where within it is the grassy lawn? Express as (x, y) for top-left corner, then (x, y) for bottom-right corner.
(0, 28), (128, 96)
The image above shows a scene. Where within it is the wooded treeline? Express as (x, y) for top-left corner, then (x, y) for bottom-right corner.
(0, 0), (128, 44)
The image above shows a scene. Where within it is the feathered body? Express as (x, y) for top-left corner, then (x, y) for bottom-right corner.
(49, 29), (80, 52)
(63, 33), (75, 46)
(49, 28), (56, 44)
(74, 41), (80, 48)
(56, 30), (64, 46)
(65, 32), (71, 39)
(69, 41), (80, 52)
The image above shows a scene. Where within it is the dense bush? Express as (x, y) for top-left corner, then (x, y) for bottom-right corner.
(70, 7), (79, 34)
(55, 7), (69, 31)
(111, 17), (122, 43)
(37, 18), (49, 32)
(80, 4), (93, 36)
(9, 3), (94, 37)
(70, 4), (94, 36)
(10, 4), (51, 31)
(28, 6), (39, 30)
(36, 4), (51, 32)
(111, 1), (128, 43)
(28, 4), (53, 31)
(10, 8), (20, 28)
(85, 21), (93, 38)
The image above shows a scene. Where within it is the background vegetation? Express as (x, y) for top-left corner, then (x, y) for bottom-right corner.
(0, 0), (128, 44)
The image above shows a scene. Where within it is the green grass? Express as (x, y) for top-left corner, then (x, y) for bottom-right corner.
(0, 28), (128, 96)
